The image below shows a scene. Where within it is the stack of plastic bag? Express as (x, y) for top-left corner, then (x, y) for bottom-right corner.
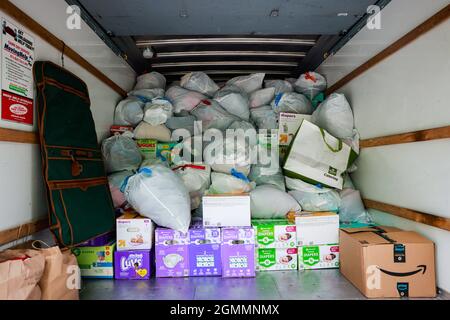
(249, 87), (275, 109)
(264, 79), (293, 95)
(250, 185), (301, 219)
(114, 97), (144, 127)
(134, 71), (166, 90)
(250, 105), (278, 130)
(226, 73), (265, 93)
(108, 170), (134, 208)
(128, 88), (165, 102)
(213, 85), (250, 120)
(166, 85), (206, 113)
(101, 134), (142, 173)
(208, 171), (255, 194)
(173, 164), (211, 210)
(190, 99), (238, 131)
(271, 92), (313, 114)
(143, 98), (173, 126)
(180, 72), (219, 97)
(294, 71), (327, 100)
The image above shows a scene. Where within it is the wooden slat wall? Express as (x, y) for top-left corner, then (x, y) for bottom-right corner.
(0, 218), (48, 247)
(363, 199), (450, 231)
(0, 128), (39, 144)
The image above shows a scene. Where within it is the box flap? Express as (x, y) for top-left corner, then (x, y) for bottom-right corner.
(340, 225), (401, 234)
(385, 231), (434, 244)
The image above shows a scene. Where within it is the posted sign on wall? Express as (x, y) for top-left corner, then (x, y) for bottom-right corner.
(1, 19), (35, 125)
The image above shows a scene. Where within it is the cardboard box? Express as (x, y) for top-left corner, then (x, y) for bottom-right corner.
(278, 113), (312, 146)
(136, 139), (157, 159)
(155, 228), (190, 277)
(156, 142), (178, 163)
(189, 226), (222, 276)
(110, 125), (133, 135)
(252, 219), (297, 248)
(71, 242), (115, 278)
(116, 212), (154, 251)
(114, 250), (151, 280)
(340, 226), (436, 298)
(298, 244), (340, 270)
(221, 227), (255, 278)
(202, 194), (251, 227)
(256, 247), (298, 271)
(294, 212), (339, 246)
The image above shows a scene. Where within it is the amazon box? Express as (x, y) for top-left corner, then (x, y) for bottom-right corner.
(339, 226), (436, 298)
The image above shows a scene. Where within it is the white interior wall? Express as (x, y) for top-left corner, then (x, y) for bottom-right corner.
(318, 0), (450, 292)
(0, 0), (136, 235)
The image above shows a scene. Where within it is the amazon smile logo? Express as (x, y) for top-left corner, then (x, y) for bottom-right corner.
(366, 265), (427, 290)
(377, 265), (427, 277)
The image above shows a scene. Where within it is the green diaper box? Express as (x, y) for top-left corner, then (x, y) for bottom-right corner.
(72, 241), (116, 278)
(252, 219), (297, 248)
(136, 139), (157, 159)
(256, 247), (298, 271)
(298, 244), (339, 270)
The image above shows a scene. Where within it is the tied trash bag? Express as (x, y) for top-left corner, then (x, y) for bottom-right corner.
(180, 72), (219, 97)
(134, 122), (172, 141)
(108, 170), (134, 208)
(143, 98), (173, 126)
(287, 178), (341, 212)
(249, 166), (285, 191)
(249, 87), (275, 109)
(227, 120), (258, 146)
(173, 164), (211, 210)
(166, 113), (198, 136)
(271, 92), (313, 114)
(209, 171), (255, 194)
(226, 73), (265, 93)
(250, 184), (301, 219)
(312, 93), (354, 139)
(250, 105), (278, 130)
(102, 135), (142, 173)
(0, 249), (45, 300)
(114, 97), (144, 126)
(339, 189), (372, 224)
(134, 71), (166, 90)
(214, 85), (250, 120)
(190, 99), (238, 131)
(127, 88), (165, 102)
(124, 165), (191, 233)
(166, 86), (207, 113)
(294, 71), (327, 100)
(264, 79), (293, 95)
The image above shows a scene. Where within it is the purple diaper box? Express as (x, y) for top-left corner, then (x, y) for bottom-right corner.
(189, 226), (221, 276)
(114, 250), (151, 280)
(221, 227), (255, 278)
(155, 228), (190, 277)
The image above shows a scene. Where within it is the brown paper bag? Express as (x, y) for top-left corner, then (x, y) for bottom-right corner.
(0, 249), (45, 300)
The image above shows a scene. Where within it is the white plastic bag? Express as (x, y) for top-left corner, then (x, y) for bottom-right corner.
(339, 189), (371, 224)
(249, 87), (275, 108)
(249, 166), (285, 191)
(134, 71), (166, 90)
(289, 189), (341, 212)
(250, 185), (301, 219)
(312, 93), (354, 139)
(143, 98), (173, 126)
(166, 86), (206, 113)
(264, 80), (293, 95)
(214, 85), (250, 120)
(209, 172), (255, 194)
(226, 73), (265, 93)
(173, 164), (211, 210)
(180, 72), (219, 97)
(250, 105), (278, 130)
(271, 92), (313, 114)
(134, 122), (172, 141)
(294, 71), (327, 100)
(166, 114), (198, 136)
(190, 99), (238, 130)
(108, 170), (133, 208)
(128, 88), (165, 102)
(124, 165), (191, 232)
(227, 121), (258, 146)
(114, 97), (144, 126)
(203, 136), (254, 176)
(101, 135), (142, 173)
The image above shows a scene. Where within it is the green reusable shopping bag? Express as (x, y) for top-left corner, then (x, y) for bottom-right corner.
(33, 61), (115, 247)
(283, 119), (358, 189)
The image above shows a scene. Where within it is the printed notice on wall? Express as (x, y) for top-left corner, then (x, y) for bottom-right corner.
(1, 19), (35, 125)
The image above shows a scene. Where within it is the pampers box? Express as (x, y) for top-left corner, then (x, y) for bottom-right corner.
(298, 244), (340, 270)
(114, 250), (151, 280)
(189, 226), (222, 276)
(256, 248), (298, 271)
(155, 228), (190, 277)
(72, 241), (115, 278)
(117, 212), (154, 251)
(221, 227), (255, 278)
(252, 219), (297, 248)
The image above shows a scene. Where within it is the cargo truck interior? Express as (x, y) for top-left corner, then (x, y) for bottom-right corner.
(0, 0), (449, 300)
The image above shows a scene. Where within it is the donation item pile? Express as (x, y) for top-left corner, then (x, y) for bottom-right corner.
(1, 69), (433, 299)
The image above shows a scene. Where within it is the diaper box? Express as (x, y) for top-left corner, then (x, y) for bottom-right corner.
(256, 247), (298, 271)
(221, 227), (255, 278)
(294, 212), (339, 246)
(114, 250), (151, 280)
(203, 195), (251, 227)
(116, 212), (154, 251)
(189, 226), (222, 276)
(78, 232), (115, 247)
(298, 244), (340, 270)
(252, 219), (297, 248)
(136, 139), (157, 159)
(278, 112), (312, 146)
(155, 228), (190, 277)
(72, 242), (115, 278)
